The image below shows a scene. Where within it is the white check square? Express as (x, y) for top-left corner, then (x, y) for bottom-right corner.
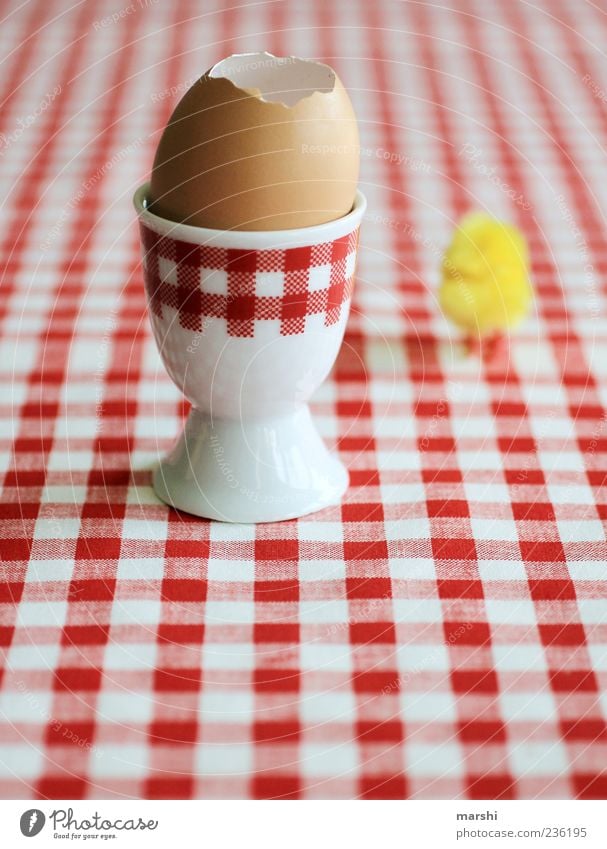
(301, 643), (352, 671)
(90, 745), (150, 778)
(8, 644), (61, 670)
(301, 743), (358, 777)
(104, 642), (157, 670)
(158, 256), (177, 284)
(201, 267), (228, 295)
(0, 744), (43, 778)
(97, 692), (156, 723)
(196, 744), (252, 775)
(255, 270), (284, 296)
(510, 741), (568, 777)
(308, 263), (332, 291)
(300, 691), (356, 722)
(199, 690), (254, 721)
(406, 742), (463, 777)
(16, 602), (68, 628)
(470, 518), (519, 541)
(110, 600), (162, 626)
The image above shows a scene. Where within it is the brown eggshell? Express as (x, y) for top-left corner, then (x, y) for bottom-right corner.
(149, 53), (359, 230)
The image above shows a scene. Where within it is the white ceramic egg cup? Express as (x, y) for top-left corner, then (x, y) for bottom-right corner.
(134, 183), (366, 523)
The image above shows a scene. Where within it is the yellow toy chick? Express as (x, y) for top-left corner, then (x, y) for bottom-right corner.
(439, 212), (532, 338)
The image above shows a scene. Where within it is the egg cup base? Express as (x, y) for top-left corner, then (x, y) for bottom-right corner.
(152, 405), (348, 523)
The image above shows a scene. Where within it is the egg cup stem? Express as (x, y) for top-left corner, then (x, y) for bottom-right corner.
(152, 406), (348, 523)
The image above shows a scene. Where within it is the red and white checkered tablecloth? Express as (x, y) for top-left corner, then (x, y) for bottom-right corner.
(1, 0), (606, 801)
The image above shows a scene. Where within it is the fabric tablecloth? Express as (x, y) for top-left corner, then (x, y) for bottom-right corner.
(1, 0), (606, 800)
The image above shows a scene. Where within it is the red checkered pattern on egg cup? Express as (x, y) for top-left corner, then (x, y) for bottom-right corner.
(138, 216), (359, 340)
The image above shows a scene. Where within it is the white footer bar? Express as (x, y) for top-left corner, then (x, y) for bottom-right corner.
(1, 799), (605, 848)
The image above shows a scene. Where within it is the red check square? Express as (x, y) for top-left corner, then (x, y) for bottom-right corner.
(280, 292), (307, 321)
(284, 246), (312, 271)
(226, 249), (257, 272)
(227, 295), (256, 321)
